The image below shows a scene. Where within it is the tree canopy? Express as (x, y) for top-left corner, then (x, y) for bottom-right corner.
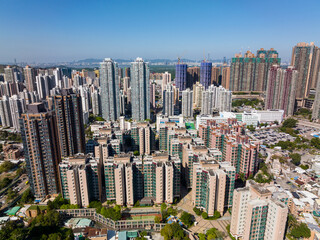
(160, 223), (186, 240)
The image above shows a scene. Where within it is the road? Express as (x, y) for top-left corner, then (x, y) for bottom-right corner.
(176, 188), (231, 239)
(296, 120), (320, 129)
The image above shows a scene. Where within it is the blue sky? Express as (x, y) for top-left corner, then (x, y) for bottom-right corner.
(0, 0), (320, 63)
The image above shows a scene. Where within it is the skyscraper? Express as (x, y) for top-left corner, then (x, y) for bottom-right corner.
(182, 88), (193, 118)
(0, 96), (13, 127)
(162, 71), (171, 95)
(163, 83), (174, 116)
(9, 95), (25, 132)
(221, 66), (230, 89)
(23, 65), (36, 92)
(51, 89), (85, 157)
(150, 82), (156, 109)
(20, 103), (61, 198)
(192, 82), (204, 109)
(230, 49), (280, 92)
(131, 58), (150, 121)
(265, 65), (297, 116)
(187, 66), (200, 87)
(4, 66), (16, 83)
(291, 42), (320, 101)
(312, 75), (320, 121)
(230, 180), (288, 240)
(100, 58), (120, 121)
(200, 62), (212, 89)
(175, 63), (188, 91)
(201, 85), (232, 114)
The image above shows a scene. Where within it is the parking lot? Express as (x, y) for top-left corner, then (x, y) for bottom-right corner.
(248, 128), (295, 145)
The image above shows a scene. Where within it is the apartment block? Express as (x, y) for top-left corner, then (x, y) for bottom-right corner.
(230, 180), (288, 240)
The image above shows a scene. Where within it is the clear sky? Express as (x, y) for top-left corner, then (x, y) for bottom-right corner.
(1, 0), (320, 63)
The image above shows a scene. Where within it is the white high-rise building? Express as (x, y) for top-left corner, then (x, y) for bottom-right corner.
(162, 71), (171, 96)
(53, 68), (63, 88)
(100, 58), (120, 121)
(182, 88), (193, 118)
(0, 96), (13, 127)
(9, 95), (25, 131)
(131, 58), (150, 121)
(193, 82), (204, 109)
(201, 85), (232, 114)
(163, 83), (174, 116)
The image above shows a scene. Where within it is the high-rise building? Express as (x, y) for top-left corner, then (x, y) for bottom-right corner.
(230, 180), (288, 240)
(100, 58), (120, 121)
(91, 89), (101, 116)
(182, 88), (193, 118)
(211, 66), (221, 85)
(9, 95), (25, 131)
(265, 65), (298, 116)
(193, 82), (204, 109)
(59, 154), (103, 206)
(201, 85), (232, 114)
(131, 58), (150, 121)
(175, 64), (188, 91)
(230, 49), (280, 92)
(163, 83), (174, 116)
(0, 96), (13, 127)
(162, 71), (171, 95)
(221, 66), (230, 89)
(187, 67), (200, 87)
(4, 66), (16, 83)
(53, 68), (63, 88)
(36, 74), (55, 100)
(23, 66), (37, 92)
(312, 75), (320, 121)
(291, 42), (320, 100)
(200, 62), (212, 89)
(20, 103), (61, 198)
(150, 82), (156, 109)
(51, 89), (85, 158)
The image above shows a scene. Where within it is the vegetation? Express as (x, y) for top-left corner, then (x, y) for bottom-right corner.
(154, 216), (161, 223)
(287, 214), (311, 239)
(232, 98), (263, 107)
(198, 227), (225, 240)
(133, 150), (140, 156)
(0, 177), (12, 189)
(47, 194), (69, 210)
(99, 205), (122, 221)
(89, 201), (122, 220)
(137, 230), (148, 240)
(6, 188), (18, 202)
(0, 210), (74, 240)
(180, 211), (193, 228)
(300, 164), (309, 170)
(282, 118), (298, 128)
(247, 125), (256, 132)
(226, 224), (236, 240)
(160, 222), (188, 240)
(294, 108), (312, 119)
(311, 137), (320, 149)
(89, 114), (105, 122)
(60, 204), (79, 209)
(20, 188), (34, 204)
(289, 153), (301, 166)
(0, 161), (16, 173)
(193, 207), (203, 216)
(0, 130), (22, 142)
(255, 161), (273, 183)
(201, 210), (221, 220)
(85, 126), (94, 139)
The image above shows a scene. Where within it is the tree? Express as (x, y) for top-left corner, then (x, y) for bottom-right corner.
(213, 210), (221, 219)
(201, 212), (208, 219)
(133, 150), (140, 156)
(282, 118), (297, 128)
(20, 188), (34, 204)
(0, 161), (16, 173)
(161, 203), (167, 212)
(311, 137), (320, 149)
(154, 216), (161, 223)
(198, 233), (206, 240)
(289, 153), (301, 166)
(180, 211), (193, 228)
(193, 207), (203, 216)
(290, 222), (311, 238)
(161, 223), (185, 240)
